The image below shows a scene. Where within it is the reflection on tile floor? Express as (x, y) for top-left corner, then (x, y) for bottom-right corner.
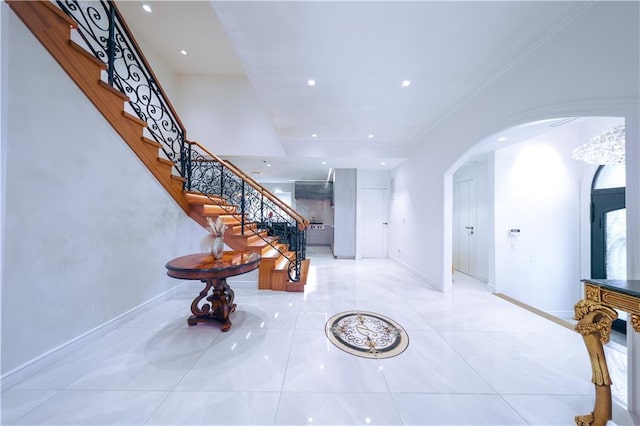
(2, 246), (638, 425)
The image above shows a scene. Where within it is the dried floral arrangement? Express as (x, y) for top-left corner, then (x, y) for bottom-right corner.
(202, 217), (227, 252)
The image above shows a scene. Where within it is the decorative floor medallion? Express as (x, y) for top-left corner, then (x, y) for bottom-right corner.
(325, 311), (409, 359)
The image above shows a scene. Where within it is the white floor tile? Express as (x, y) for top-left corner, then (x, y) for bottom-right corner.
(66, 326), (217, 391)
(13, 327), (157, 390)
(283, 329), (389, 392)
(392, 393), (527, 425)
(3, 247), (635, 425)
(11, 390), (167, 425)
(275, 392), (403, 425)
(175, 328), (293, 392)
(502, 394), (596, 426)
(144, 391), (280, 425)
(0, 389), (57, 424)
(296, 311), (331, 330)
(379, 331), (494, 394)
(439, 330), (593, 395)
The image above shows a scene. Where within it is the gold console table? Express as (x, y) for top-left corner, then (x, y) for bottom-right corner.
(574, 279), (640, 426)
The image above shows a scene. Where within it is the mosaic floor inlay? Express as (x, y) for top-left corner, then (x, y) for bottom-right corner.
(325, 310), (409, 359)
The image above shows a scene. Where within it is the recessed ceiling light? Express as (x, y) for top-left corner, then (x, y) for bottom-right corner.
(401, 80), (411, 88)
(266, 163), (271, 167)
(312, 133), (317, 138)
(497, 136), (508, 142)
(307, 79), (316, 86)
(380, 161), (386, 166)
(368, 134), (374, 138)
(180, 50), (188, 56)
(322, 161), (327, 165)
(142, 4), (152, 13)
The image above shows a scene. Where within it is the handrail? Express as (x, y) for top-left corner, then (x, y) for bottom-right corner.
(189, 140), (309, 229)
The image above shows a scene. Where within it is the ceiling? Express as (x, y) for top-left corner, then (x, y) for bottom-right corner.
(116, 1), (588, 182)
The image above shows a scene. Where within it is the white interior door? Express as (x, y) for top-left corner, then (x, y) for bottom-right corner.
(454, 179), (477, 275)
(362, 188), (388, 258)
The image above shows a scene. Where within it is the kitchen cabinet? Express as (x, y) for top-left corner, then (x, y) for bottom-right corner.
(307, 224), (332, 245)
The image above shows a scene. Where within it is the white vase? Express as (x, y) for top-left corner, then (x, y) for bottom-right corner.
(211, 237), (224, 260)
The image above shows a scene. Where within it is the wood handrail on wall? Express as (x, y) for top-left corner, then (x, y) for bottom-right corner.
(188, 140), (309, 229)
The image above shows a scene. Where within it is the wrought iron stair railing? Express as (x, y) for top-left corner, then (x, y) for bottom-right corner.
(188, 141), (308, 281)
(53, 0), (308, 281)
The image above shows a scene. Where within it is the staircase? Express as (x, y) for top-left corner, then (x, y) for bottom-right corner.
(7, 0), (309, 291)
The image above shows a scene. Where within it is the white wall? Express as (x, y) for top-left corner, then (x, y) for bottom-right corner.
(176, 74), (284, 157)
(389, 1), (639, 293)
(0, 2), (9, 380)
(493, 125), (595, 317)
(1, 11), (204, 375)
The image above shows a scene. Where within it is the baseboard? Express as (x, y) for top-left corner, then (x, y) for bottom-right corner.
(476, 273), (489, 283)
(494, 293), (575, 331)
(0, 281), (185, 391)
(225, 278), (259, 289)
(545, 310), (575, 320)
(390, 256), (440, 291)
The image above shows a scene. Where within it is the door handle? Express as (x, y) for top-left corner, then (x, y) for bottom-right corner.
(465, 226), (474, 230)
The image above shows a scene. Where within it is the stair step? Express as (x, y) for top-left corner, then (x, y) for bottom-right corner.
(200, 204), (237, 216)
(246, 230), (269, 245)
(217, 214), (243, 226)
(68, 40), (106, 71)
(98, 80), (128, 101)
(185, 192), (226, 205)
(231, 222), (258, 233)
(262, 245), (287, 259)
(141, 136), (162, 150)
(246, 237), (280, 255)
(156, 157), (175, 174)
(274, 254), (295, 271)
(123, 111), (147, 128)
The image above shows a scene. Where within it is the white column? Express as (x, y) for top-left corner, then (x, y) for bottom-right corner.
(625, 111), (640, 415)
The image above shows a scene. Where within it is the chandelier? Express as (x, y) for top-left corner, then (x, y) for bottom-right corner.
(571, 124), (625, 165)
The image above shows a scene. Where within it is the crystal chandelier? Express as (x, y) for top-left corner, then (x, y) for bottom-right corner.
(571, 124), (625, 165)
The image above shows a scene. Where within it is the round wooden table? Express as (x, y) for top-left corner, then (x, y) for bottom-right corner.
(165, 251), (261, 331)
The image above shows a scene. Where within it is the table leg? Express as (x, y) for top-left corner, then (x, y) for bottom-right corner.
(188, 278), (237, 331)
(574, 299), (619, 426)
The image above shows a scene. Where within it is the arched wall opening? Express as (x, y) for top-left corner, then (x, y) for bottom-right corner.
(450, 115), (624, 321)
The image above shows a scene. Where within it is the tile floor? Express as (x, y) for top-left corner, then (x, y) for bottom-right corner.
(2, 246), (638, 425)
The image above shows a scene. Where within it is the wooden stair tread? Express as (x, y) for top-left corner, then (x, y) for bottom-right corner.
(123, 111), (147, 127)
(262, 247), (286, 259)
(157, 157), (174, 166)
(185, 192), (225, 205)
(274, 254), (295, 271)
(247, 236), (279, 248)
(99, 80), (128, 101)
(141, 136), (161, 149)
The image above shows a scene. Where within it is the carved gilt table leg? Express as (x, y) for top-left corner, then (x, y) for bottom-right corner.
(632, 314), (640, 333)
(574, 299), (619, 426)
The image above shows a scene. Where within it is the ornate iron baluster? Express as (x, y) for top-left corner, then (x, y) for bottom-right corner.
(55, 0), (186, 179)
